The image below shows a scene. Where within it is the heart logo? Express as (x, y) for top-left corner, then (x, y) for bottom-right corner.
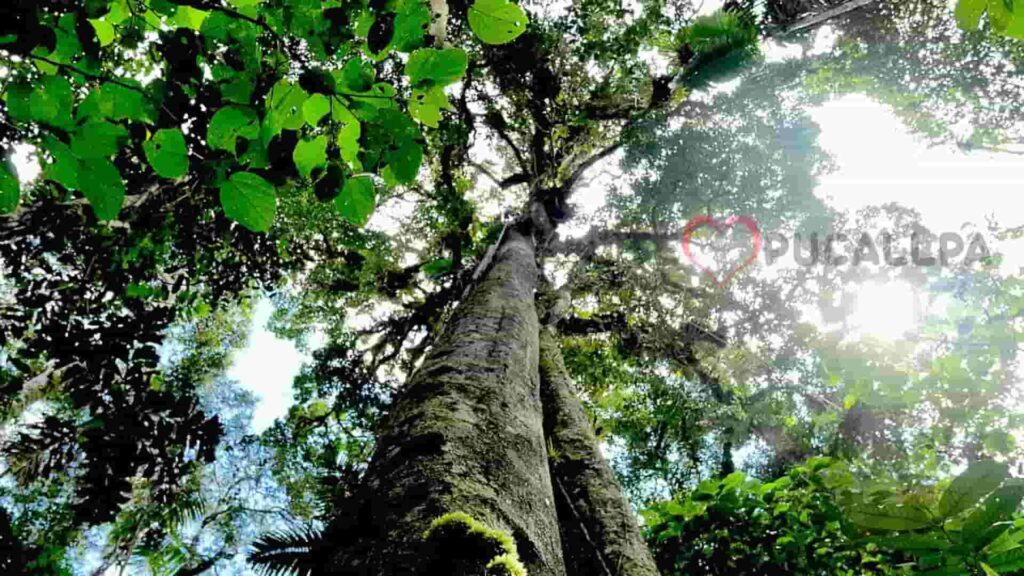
(681, 215), (763, 287)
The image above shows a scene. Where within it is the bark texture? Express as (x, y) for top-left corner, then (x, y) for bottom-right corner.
(329, 229), (565, 576)
(539, 329), (660, 576)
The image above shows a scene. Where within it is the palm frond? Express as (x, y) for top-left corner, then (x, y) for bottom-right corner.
(248, 525), (324, 576)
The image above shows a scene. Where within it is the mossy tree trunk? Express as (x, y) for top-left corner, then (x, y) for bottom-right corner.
(329, 228), (566, 576)
(539, 329), (661, 576)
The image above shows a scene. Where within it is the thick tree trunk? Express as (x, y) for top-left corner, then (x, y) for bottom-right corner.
(329, 228), (566, 576)
(539, 329), (660, 576)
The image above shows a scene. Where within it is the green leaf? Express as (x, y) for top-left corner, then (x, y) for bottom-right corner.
(21, 75), (75, 129)
(0, 155), (19, 214)
(337, 115), (362, 166)
(981, 563), (1000, 576)
(171, 6), (209, 30)
(392, 0), (431, 52)
(422, 258), (453, 278)
(939, 460), (1009, 519)
(89, 18), (116, 46)
(143, 129), (189, 179)
(986, 528), (1024, 555)
(219, 172), (277, 232)
(988, 0), (1024, 38)
(77, 82), (153, 124)
(71, 120), (129, 159)
(468, 0), (529, 45)
(79, 158), (125, 221)
(384, 140), (423, 184)
(293, 136), (328, 179)
(848, 504), (935, 532)
(955, 0), (989, 30)
(303, 94), (331, 126)
(42, 137), (80, 190)
(207, 106), (260, 153)
(106, 83), (154, 123)
(334, 175), (375, 227)
(963, 480), (1024, 549)
(266, 81), (310, 136)
(405, 48), (468, 87)
(874, 533), (952, 552)
(989, 547), (1024, 574)
(409, 85), (452, 128)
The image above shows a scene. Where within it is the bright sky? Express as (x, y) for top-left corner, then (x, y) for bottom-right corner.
(226, 299), (305, 432)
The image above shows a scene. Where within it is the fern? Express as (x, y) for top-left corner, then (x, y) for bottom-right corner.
(676, 10), (761, 87)
(248, 525), (324, 576)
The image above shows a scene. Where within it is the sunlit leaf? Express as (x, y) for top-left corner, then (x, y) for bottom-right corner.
(143, 129), (189, 180)
(334, 175), (375, 227)
(468, 0), (528, 45)
(219, 172), (277, 232)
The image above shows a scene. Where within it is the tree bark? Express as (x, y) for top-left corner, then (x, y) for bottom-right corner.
(329, 228), (566, 576)
(538, 329), (660, 576)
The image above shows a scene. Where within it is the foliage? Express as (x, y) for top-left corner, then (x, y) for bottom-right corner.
(648, 457), (1024, 576)
(956, 0), (1024, 38)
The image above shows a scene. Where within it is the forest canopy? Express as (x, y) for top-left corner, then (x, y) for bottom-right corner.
(2, 0), (1024, 575)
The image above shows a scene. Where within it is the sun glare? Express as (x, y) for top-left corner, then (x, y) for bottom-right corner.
(848, 281), (919, 341)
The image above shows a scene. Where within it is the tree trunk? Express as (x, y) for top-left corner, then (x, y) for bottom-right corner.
(539, 329), (660, 576)
(329, 228), (566, 576)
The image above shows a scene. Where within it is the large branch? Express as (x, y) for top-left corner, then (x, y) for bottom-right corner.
(777, 0), (880, 35)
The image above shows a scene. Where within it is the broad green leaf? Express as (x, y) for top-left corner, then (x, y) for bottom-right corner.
(219, 172), (276, 232)
(963, 480), (1024, 548)
(981, 563), (1000, 576)
(143, 129), (189, 179)
(988, 0), (1024, 38)
(265, 81), (309, 136)
(874, 533), (952, 552)
(207, 106), (260, 153)
(422, 258), (453, 278)
(334, 175), (375, 227)
(293, 136), (328, 179)
(337, 114), (362, 166)
(0, 155), (19, 214)
(392, 0), (431, 52)
(405, 48), (469, 87)
(337, 58), (376, 93)
(955, 0), (988, 30)
(105, 83), (154, 123)
(79, 158), (125, 221)
(409, 86), (452, 128)
(77, 82), (153, 124)
(3, 84), (33, 123)
(171, 6), (209, 30)
(989, 547), (1024, 574)
(848, 504), (935, 531)
(384, 140), (423, 184)
(42, 137), (80, 190)
(26, 76), (75, 129)
(939, 460), (1009, 519)
(71, 120), (129, 159)
(303, 94), (331, 126)
(468, 0), (528, 45)
(986, 527), (1024, 555)
(89, 18), (116, 46)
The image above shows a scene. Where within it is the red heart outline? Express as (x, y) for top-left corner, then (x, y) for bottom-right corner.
(681, 215), (763, 287)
